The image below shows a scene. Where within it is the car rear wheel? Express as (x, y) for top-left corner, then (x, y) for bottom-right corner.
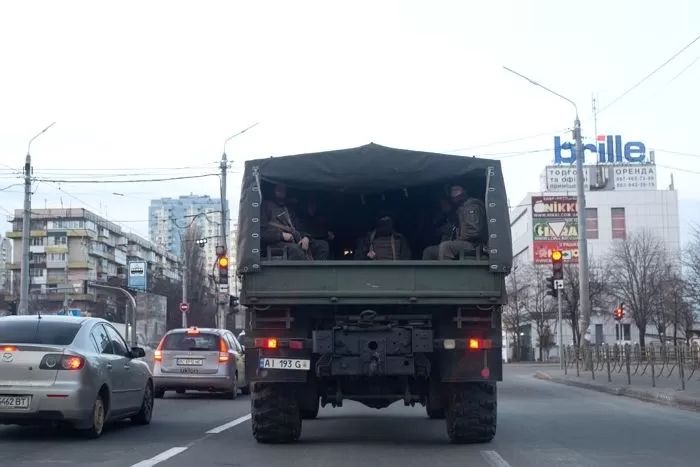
(225, 376), (239, 400)
(132, 382), (154, 425)
(80, 394), (106, 439)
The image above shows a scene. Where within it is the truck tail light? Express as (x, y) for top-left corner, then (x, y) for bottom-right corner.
(468, 338), (481, 350)
(254, 338), (278, 349)
(289, 340), (303, 350)
(219, 338), (230, 363)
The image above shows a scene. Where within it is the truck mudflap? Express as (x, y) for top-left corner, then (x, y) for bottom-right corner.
(312, 327), (433, 377)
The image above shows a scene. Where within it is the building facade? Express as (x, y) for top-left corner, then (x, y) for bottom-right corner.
(507, 152), (681, 360)
(0, 236), (11, 293)
(7, 208), (180, 318)
(149, 195), (228, 275)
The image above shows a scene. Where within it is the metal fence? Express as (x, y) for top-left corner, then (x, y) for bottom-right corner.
(562, 343), (700, 391)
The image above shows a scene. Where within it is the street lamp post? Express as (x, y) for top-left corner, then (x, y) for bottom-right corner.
(19, 122), (56, 315)
(503, 67), (591, 352)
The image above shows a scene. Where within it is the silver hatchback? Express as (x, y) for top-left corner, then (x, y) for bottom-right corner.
(153, 327), (247, 398)
(0, 315), (154, 438)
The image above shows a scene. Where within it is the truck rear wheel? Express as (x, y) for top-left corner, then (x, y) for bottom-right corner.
(445, 382), (497, 444)
(251, 383), (302, 443)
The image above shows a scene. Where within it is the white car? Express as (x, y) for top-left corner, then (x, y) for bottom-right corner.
(153, 327), (248, 398)
(0, 315), (154, 438)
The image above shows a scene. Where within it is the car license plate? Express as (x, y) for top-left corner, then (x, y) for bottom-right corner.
(179, 367), (199, 374)
(177, 358), (203, 366)
(0, 395), (31, 410)
(259, 358), (310, 371)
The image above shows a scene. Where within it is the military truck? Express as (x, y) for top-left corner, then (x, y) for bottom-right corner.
(237, 143), (512, 444)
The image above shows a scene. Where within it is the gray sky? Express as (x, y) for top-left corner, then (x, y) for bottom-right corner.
(1, 0), (699, 241)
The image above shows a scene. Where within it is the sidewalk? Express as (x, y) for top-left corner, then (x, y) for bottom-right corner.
(534, 363), (700, 412)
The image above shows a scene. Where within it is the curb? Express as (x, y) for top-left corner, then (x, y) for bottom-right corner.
(534, 371), (700, 413)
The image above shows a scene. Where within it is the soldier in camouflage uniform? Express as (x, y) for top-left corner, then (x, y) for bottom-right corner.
(438, 185), (487, 260)
(422, 198), (457, 260)
(355, 215), (412, 260)
(260, 183), (307, 260)
(299, 196), (332, 260)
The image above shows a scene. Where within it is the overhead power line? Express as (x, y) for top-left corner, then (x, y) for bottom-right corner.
(30, 173), (220, 184)
(599, 32), (700, 114)
(448, 128), (569, 153)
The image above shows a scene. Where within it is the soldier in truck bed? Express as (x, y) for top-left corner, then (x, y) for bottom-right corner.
(298, 196), (331, 260)
(260, 183), (307, 260)
(438, 184), (488, 260)
(422, 198), (457, 260)
(354, 214), (412, 260)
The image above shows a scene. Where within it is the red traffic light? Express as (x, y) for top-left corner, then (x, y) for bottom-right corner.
(613, 305), (625, 321)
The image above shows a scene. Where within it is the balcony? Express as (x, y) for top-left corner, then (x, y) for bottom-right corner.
(68, 261), (90, 269)
(46, 245), (68, 254)
(29, 245), (46, 254)
(67, 229), (92, 238)
(47, 260), (67, 269)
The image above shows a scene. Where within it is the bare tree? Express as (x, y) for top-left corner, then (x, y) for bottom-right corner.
(519, 264), (557, 361)
(558, 260), (610, 346)
(502, 260), (530, 361)
(608, 231), (666, 348)
(182, 224), (217, 327)
(684, 225), (700, 308)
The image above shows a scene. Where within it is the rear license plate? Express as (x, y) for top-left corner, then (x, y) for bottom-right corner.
(177, 358), (203, 366)
(259, 358), (310, 371)
(0, 395), (31, 410)
(179, 367), (200, 374)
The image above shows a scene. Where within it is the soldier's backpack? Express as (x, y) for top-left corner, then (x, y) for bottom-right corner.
(460, 198), (487, 244)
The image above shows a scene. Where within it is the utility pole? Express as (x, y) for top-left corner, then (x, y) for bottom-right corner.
(182, 247), (188, 328)
(574, 117), (592, 348)
(503, 67), (591, 351)
(19, 122), (55, 315)
(558, 291), (563, 369)
(218, 122), (258, 330)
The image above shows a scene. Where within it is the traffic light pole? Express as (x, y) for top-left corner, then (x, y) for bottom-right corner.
(558, 291), (563, 370)
(218, 151), (228, 330)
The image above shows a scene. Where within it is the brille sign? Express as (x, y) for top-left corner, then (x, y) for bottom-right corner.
(554, 135), (647, 165)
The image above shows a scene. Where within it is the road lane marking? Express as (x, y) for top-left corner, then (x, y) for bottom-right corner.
(130, 447), (188, 467)
(481, 450), (511, 467)
(206, 413), (252, 434)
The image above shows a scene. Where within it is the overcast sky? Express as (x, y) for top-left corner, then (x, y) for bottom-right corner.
(1, 0), (699, 242)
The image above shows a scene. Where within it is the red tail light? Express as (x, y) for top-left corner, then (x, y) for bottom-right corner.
(2, 346), (17, 352)
(39, 354), (85, 370)
(154, 337), (165, 362)
(62, 356), (85, 370)
(468, 338), (481, 350)
(289, 340), (303, 350)
(253, 338), (280, 349)
(218, 337), (229, 363)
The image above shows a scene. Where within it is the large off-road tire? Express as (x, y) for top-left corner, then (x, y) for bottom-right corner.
(251, 383), (302, 443)
(300, 396), (319, 420)
(445, 382), (497, 444)
(426, 380), (445, 419)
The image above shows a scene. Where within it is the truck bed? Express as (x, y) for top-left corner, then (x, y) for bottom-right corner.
(241, 260), (506, 305)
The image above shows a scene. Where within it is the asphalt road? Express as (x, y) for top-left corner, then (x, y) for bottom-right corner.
(2, 365), (700, 467)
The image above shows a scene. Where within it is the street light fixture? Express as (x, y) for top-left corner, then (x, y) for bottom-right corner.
(503, 66), (592, 350)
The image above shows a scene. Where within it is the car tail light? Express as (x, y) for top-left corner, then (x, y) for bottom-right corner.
(468, 338), (481, 350)
(154, 337), (165, 362)
(2, 346), (17, 352)
(40, 354), (85, 370)
(218, 338), (229, 363)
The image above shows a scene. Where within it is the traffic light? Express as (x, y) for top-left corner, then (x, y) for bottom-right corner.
(545, 276), (557, 298)
(613, 303), (625, 321)
(551, 249), (563, 280)
(216, 251), (229, 284)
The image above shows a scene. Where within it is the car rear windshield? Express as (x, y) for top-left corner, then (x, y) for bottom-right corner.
(163, 332), (219, 351)
(0, 320), (82, 345)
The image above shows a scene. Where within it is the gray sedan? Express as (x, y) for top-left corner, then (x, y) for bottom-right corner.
(0, 315), (154, 438)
